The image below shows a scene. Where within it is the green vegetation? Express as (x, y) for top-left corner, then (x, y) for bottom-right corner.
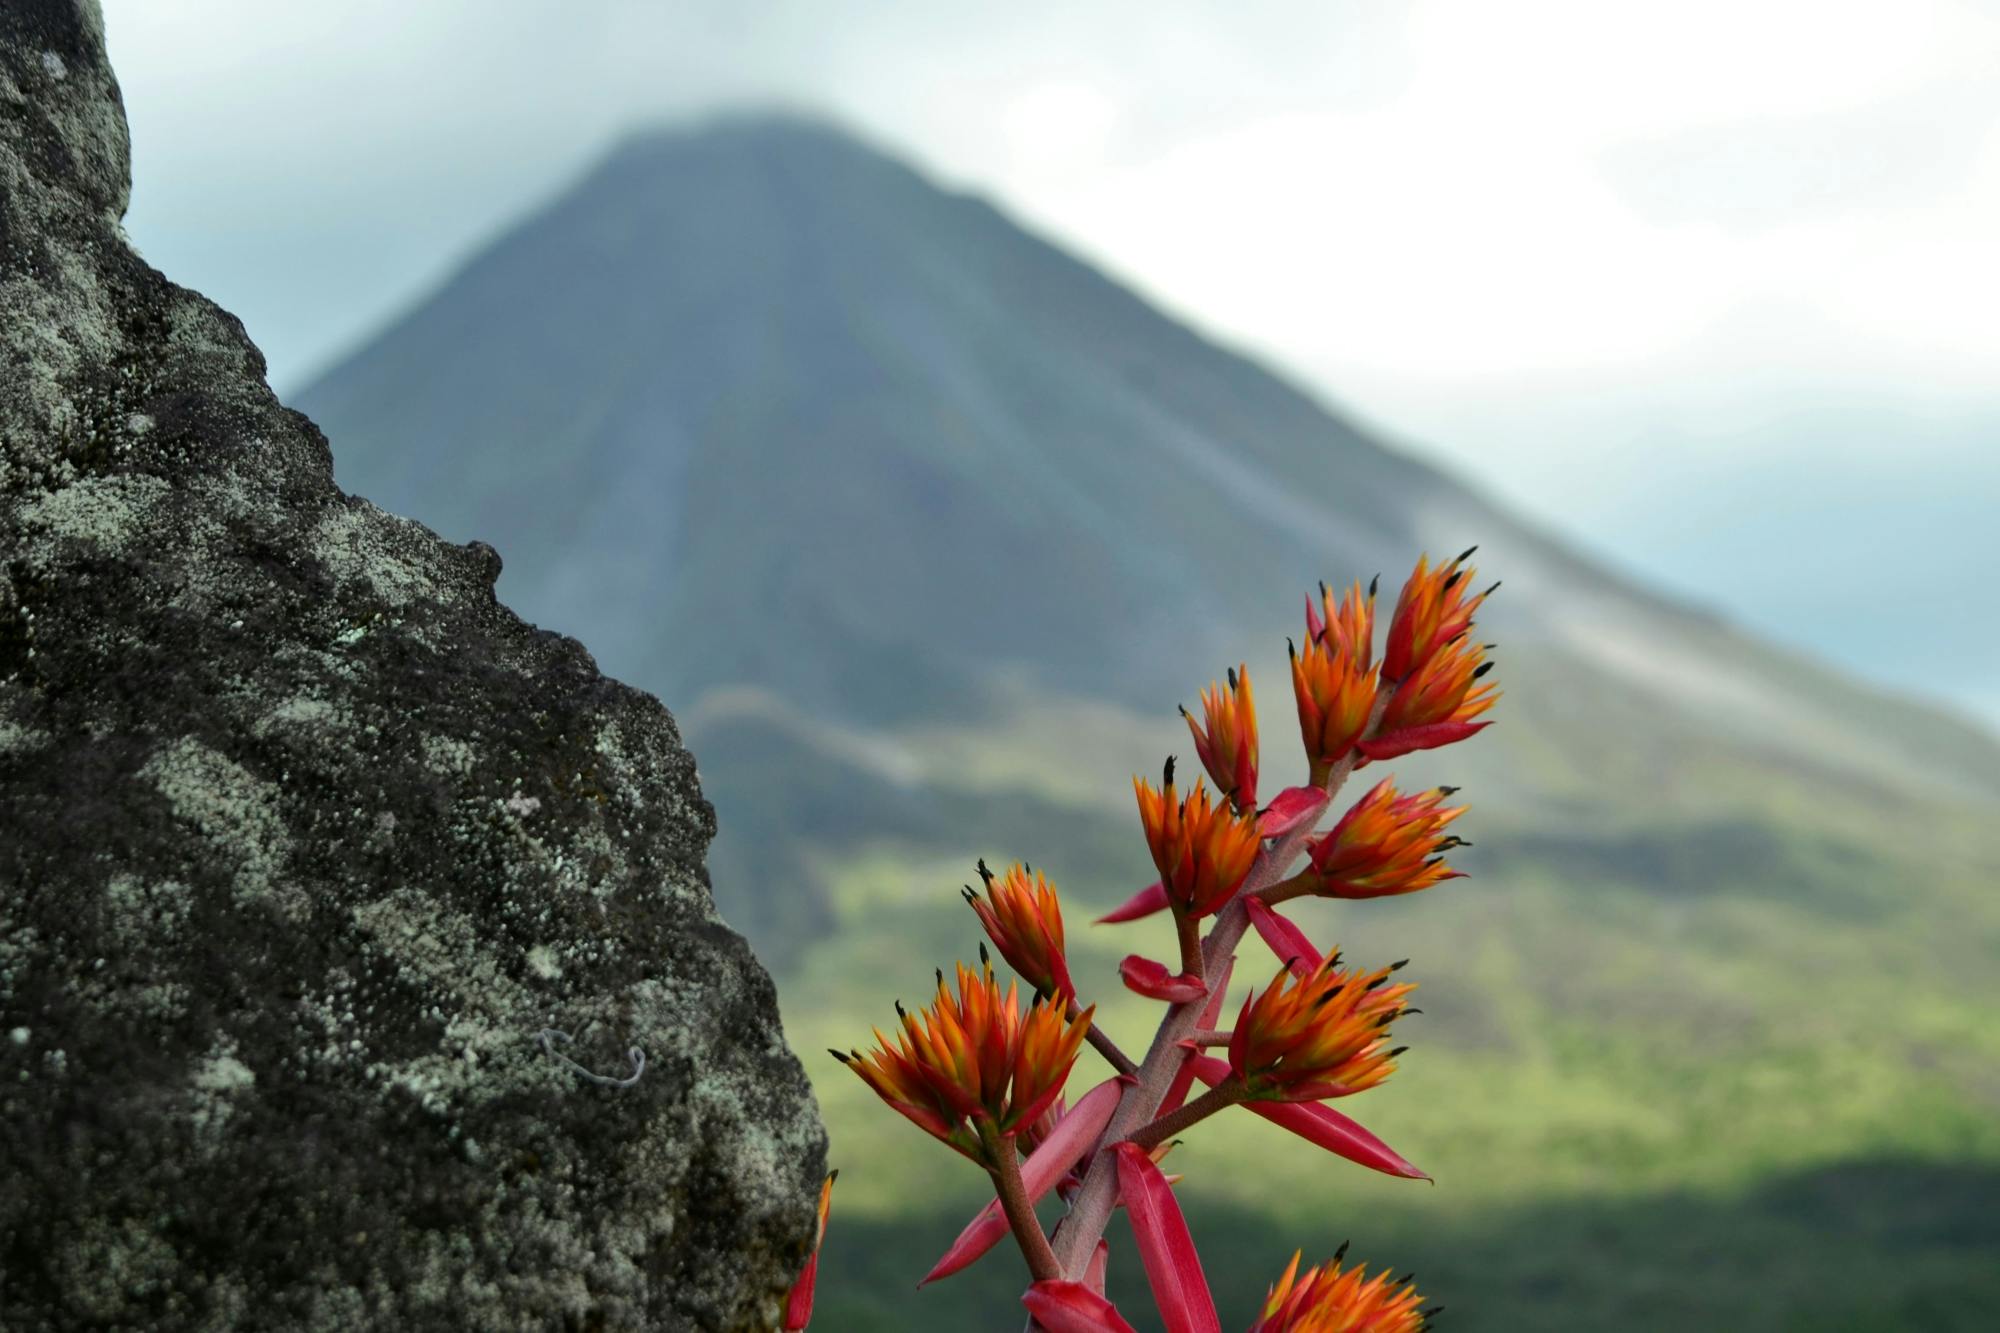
(760, 720), (2000, 1328)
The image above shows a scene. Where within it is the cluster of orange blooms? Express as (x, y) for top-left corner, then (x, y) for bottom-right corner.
(786, 551), (1496, 1331)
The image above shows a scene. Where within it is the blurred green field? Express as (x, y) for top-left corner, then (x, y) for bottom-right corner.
(771, 822), (2000, 1330)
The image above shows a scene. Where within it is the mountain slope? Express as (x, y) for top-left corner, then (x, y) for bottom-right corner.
(298, 116), (2000, 805)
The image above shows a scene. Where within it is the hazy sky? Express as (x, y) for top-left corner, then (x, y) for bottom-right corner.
(100, 0), (2000, 728)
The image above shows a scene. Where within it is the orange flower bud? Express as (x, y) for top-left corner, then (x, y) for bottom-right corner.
(1251, 1246), (1430, 1332)
(1383, 547), (1493, 683)
(1134, 758), (1262, 920)
(1183, 665), (1259, 812)
(1291, 581), (1379, 784)
(1230, 956), (1414, 1101)
(835, 958), (1093, 1164)
(965, 861), (1074, 1002)
(1302, 780), (1468, 899)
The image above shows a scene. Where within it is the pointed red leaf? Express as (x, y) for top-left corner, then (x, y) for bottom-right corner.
(1243, 897), (1323, 976)
(1085, 1239), (1110, 1296)
(1023, 1280), (1140, 1333)
(1259, 785), (1330, 839)
(1096, 880), (1169, 924)
(1120, 955), (1208, 1003)
(1356, 720), (1491, 760)
(919, 1077), (1126, 1285)
(1114, 1142), (1220, 1333)
(782, 1252), (819, 1330)
(1184, 1055), (1429, 1180)
(1159, 954), (1234, 1115)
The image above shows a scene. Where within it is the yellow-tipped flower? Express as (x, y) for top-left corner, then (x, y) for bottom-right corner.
(1302, 780), (1468, 899)
(834, 958), (1093, 1164)
(965, 861), (1074, 1002)
(1230, 956), (1415, 1102)
(1383, 547), (1493, 683)
(1184, 665), (1260, 813)
(1292, 581), (1380, 785)
(1251, 1246), (1431, 1332)
(1134, 758), (1262, 920)
(1375, 631), (1496, 736)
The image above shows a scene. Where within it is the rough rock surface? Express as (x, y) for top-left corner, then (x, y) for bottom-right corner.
(0, 4), (825, 1328)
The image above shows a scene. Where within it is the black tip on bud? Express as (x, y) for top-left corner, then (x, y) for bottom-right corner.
(1369, 573), (1380, 598)
(1391, 958), (1411, 970)
(979, 941), (991, 966)
(827, 1048), (849, 1062)
(1456, 545), (1478, 564)
(1335, 1239), (1351, 1262)
(1472, 661), (1495, 679)
(896, 999), (908, 1017)
(1163, 755), (1176, 787)
(1437, 784), (1460, 796)
(829, 1168), (840, 1183)
(976, 857), (994, 882)
(1387, 1046), (1409, 1059)
(1227, 665), (1239, 688)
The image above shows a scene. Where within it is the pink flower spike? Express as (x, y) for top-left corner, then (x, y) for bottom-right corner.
(1159, 954), (1234, 1115)
(1114, 1142), (1221, 1333)
(1085, 1240), (1111, 1296)
(1097, 880), (1170, 924)
(1259, 786), (1330, 839)
(1243, 897), (1322, 977)
(1024, 1280), (1140, 1333)
(1184, 1055), (1429, 1180)
(918, 1077), (1126, 1286)
(1120, 955), (1208, 1003)
(1356, 719), (1491, 761)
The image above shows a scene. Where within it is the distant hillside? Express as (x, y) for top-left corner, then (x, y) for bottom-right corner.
(297, 116), (2000, 959)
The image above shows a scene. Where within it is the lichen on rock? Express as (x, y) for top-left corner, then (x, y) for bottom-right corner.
(0, 3), (825, 1328)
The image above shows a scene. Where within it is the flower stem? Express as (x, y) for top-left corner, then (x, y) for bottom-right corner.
(1125, 1080), (1245, 1151)
(1175, 909), (1204, 981)
(987, 1131), (1061, 1284)
(1252, 868), (1321, 907)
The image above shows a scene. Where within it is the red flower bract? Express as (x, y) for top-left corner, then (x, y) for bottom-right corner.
(1382, 547), (1491, 684)
(1249, 1246), (1430, 1332)
(1300, 780), (1468, 900)
(1184, 664), (1259, 813)
(1291, 581), (1379, 785)
(966, 860), (1075, 1002)
(1134, 759), (1261, 920)
(1230, 957), (1415, 1101)
(835, 958), (1093, 1164)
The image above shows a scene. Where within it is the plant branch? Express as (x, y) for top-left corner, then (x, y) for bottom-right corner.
(1175, 909), (1204, 981)
(986, 1130), (1062, 1284)
(1252, 868), (1322, 907)
(1125, 1079), (1246, 1151)
(1188, 1028), (1232, 1047)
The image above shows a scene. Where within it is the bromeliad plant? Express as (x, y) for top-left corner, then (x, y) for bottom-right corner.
(821, 550), (1498, 1330)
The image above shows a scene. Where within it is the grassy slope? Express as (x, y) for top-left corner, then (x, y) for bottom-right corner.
(737, 674), (2000, 1330)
